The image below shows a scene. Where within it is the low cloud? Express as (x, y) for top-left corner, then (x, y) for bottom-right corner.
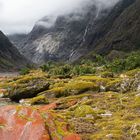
(0, 0), (120, 34)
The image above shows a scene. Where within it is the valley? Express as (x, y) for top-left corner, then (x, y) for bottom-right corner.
(0, 0), (140, 140)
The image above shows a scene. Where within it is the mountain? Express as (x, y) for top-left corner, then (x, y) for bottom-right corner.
(9, 3), (99, 63)
(8, 34), (27, 50)
(9, 0), (138, 64)
(0, 31), (29, 71)
(94, 0), (139, 54)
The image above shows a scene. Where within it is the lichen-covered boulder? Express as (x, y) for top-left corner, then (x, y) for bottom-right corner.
(0, 105), (50, 140)
(0, 104), (81, 140)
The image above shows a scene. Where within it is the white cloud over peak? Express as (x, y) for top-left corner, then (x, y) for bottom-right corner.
(0, 0), (120, 34)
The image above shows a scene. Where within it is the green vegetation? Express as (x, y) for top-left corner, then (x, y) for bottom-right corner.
(19, 67), (30, 75)
(106, 51), (140, 73)
(74, 105), (95, 117)
(20, 95), (49, 105)
(39, 52), (140, 76)
(40, 60), (96, 76)
(0, 51), (140, 140)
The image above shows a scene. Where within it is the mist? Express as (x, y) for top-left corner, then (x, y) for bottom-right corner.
(0, 0), (120, 34)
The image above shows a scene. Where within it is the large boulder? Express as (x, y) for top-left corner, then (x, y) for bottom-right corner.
(0, 104), (81, 140)
(0, 71), (50, 101)
(107, 71), (140, 93)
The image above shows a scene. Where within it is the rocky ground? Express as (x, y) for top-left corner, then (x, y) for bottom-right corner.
(0, 69), (140, 140)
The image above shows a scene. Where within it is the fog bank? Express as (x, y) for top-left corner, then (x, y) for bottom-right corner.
(0, 0), (120, 34)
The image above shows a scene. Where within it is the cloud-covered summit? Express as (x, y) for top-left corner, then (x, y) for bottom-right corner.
(0, 0), (120, 34)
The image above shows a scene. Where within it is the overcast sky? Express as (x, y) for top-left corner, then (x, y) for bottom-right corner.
(0, 0), (120, 34)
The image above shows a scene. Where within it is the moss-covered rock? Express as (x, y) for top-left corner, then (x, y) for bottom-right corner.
(44, 80), (99, 98)
(76, 75), (111, 84)
(45, 87), (68, 98)
(106, 71), (140, 93)
(19, 95), (49, 105)
(0, 71), (50, 101)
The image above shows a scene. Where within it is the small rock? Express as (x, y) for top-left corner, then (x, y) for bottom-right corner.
(0, 93), (4, 97)
(136, 93), (140, 97)
(137, 84), (140, 91)
(81, 96), (88, 101)
(120, 74), (128, 78)
(19, 99), (31, 106)
(106, 134), (113, 138)
(101, 111), (112, 117)
(100, 85), (106, 92)
(86, 114), (94, 118)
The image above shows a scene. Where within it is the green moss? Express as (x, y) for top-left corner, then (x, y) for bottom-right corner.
(65, 80), (99, 93)
(47, 87), (68, 98)
(133, 96), (140, 108)
(0, 124), (5, 129)
(107, 78), (122, 86)
(106, 78), (122, 91)
(77, 75), (111, 83)
(54, 120), (67, 136)
(62, 94), (92, 100)
(21, 95), (49, 105)
(0, 68), (140, 140)
(46, 80), (99, 98)
(0, 70), (50, 100)
(99, 71), (114, 78)
(74, 105), (95, 117)
(124, 68), (140, 77)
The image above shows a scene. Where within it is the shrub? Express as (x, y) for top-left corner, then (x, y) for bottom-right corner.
(106, 59), (125, 73)
(49, 64), (72, 76)
(125, 52), (140, 70)
(106, 51), (140, 73)
(40, 62), (54, 72)
(72, 65), (96, 76)
(40, 64), (50, 72)
(19, 68), (30, 75)
(95, 54), (107, 66)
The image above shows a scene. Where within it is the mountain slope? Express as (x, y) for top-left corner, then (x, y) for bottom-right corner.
(0, 31), (28, 71)
(11, 3), (99, 63)
(94, 0), (139, 54)
(9, 0), (138, 64)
